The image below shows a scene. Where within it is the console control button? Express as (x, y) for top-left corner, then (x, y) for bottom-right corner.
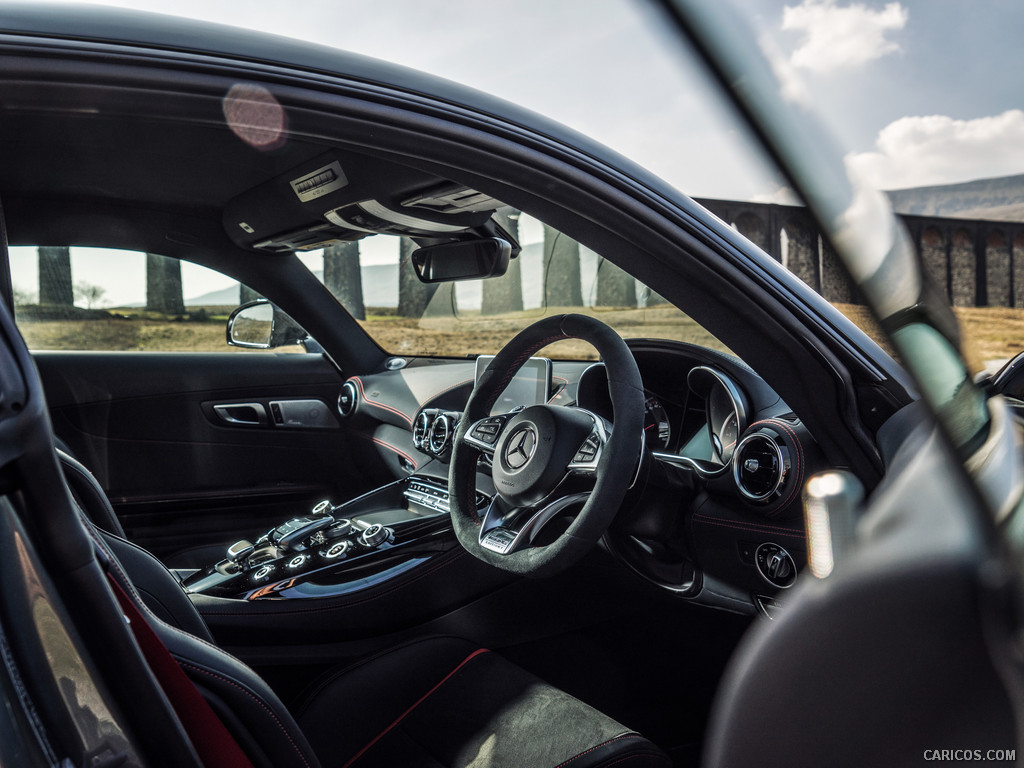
(359, 524), (393, 548)
(755, 543), (797, 588)
(252, 565), (274, 582)
(311, 499), (334, 516)
(226, 539), (255, 563)
(327, 518), (352, 538)
(322, 540), (351, 559)
(286, 554), (308, 570)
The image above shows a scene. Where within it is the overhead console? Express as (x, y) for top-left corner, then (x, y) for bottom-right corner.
(222, 150), (507, 252)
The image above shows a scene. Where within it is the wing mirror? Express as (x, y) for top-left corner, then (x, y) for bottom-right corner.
(226, 300), (309, 349)
(411, 238), (512, 283)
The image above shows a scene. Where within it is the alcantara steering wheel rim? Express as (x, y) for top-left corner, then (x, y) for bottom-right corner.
(448, 314), (646, 577)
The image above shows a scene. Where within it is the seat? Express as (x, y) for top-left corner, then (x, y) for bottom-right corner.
(51, 390), (670, 768)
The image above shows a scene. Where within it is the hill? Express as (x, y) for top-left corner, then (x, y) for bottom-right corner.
(886, 173), (1024, 221)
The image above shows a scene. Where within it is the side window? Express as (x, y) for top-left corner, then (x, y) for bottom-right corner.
(9, 246), (300, 352)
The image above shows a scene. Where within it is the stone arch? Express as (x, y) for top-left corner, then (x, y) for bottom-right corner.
(950, 228), (975, 306)
(985, 229), (1010, 307)
(920, 226), (948, 300)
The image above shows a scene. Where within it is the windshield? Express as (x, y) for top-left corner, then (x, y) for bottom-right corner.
(297, 212), (727, 359)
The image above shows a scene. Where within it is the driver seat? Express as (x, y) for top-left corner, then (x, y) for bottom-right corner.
(55, 402), (671, 767)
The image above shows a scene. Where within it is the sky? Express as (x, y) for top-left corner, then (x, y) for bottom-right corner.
(10, 0), (1024, 303)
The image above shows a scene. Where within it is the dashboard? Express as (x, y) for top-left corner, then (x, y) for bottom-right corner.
(338, 339), (824, 618)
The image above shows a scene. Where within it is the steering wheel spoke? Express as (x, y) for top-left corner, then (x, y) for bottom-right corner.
(478, 490), (591, 555)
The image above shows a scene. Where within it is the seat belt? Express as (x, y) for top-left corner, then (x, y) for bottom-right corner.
(107, 575), (255, 768)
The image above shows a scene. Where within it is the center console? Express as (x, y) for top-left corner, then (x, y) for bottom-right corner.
(180, 476), (488, 600)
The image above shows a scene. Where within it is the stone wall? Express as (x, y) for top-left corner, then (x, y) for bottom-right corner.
(694, 198), (1024, 307)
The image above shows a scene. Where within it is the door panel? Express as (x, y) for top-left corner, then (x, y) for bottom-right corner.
(35, 351), (391, 559)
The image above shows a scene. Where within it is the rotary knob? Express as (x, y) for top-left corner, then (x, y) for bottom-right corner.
(359, 524), (393, 548)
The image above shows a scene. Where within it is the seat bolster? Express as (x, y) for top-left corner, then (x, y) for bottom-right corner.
(160, 626), (322, 768)
(57, 448), (126, 537)
(99, 529), (215, 642)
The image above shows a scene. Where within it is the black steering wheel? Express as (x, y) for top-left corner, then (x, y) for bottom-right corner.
(448, 314), (646, 577)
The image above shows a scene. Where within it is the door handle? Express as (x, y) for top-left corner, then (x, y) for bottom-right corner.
(212, 402), (267, 426)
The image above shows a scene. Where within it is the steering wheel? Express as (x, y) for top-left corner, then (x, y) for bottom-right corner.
(449, 314), (646, 577)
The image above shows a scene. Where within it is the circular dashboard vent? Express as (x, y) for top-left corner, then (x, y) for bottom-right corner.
(733, 432), (786, 502)
(337, 380), (358, 418)
(428, 413), (453, 455)
(413, 411), (433, 450)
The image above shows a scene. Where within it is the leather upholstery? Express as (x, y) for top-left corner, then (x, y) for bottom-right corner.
(66, 454), (670, 767)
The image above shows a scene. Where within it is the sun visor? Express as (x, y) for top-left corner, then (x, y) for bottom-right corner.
(223, 151), (499, 252)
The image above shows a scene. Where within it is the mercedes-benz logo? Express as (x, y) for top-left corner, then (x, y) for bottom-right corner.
(504, 426), (537, 470)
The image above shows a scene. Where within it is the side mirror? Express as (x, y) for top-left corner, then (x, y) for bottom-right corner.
(412, 238), (511, 283)
(226, 300), (308, 349)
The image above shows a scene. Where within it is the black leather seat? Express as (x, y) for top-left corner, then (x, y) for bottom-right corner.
(64, 441), (670, 768)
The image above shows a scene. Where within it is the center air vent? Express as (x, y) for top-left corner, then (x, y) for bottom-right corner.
(734, 432), (787, 502)
(337, 381), (358, 418)
(428, 413), (453, 455)
(413, 411), (432, 450)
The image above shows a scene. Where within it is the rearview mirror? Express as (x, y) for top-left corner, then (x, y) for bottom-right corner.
(411, 238), (512, 283)
(226, 300), (309, 349)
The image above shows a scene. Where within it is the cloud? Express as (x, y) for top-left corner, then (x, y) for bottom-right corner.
(846, 110), (1024, 189)
(782, 0), (908, 73)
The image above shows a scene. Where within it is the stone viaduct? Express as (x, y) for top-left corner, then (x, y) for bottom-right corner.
(695, 198), (1024, 308)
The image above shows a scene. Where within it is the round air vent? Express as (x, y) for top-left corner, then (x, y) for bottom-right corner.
(428, 413), (453, 455)
(734, 431), (788, 502)
(413, 411), (434, 450)
(337, 380), (358, 418)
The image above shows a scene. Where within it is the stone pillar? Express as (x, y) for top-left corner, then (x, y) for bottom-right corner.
(819, 239), (853, 303)
(920, 227), (948, 302)
(324, 241), (365, 320)
(481, 207), (524, 315)
(950, 229), (975, 307)
(1014, 232), (1024, 309)
(985, 230), (1010, 307)
(782, 216), (820, 292)
(38, 246), (73, 306)
(734, 211), (768, 253)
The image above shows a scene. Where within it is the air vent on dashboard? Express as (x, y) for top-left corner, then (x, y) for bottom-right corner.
(413, 411), (431, 450)
(337, 380), (358, 418)
(734, 432), (787, 502)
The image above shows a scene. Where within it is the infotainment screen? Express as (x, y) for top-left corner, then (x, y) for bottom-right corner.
(474, 355), (552, 415)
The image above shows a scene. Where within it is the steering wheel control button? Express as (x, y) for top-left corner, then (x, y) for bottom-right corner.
(572, 432), (601, 464)
(470, 416), (507, 447)
(323, 540), (351, 559)
(359, 524), (393, 548)
(481, 528), (517, 554)
(755, 543), (797, 588)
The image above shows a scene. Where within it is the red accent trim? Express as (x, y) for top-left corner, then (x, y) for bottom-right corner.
(107, 576), (255, 768)
(341, 648), (491, 768)
(350, 376), (413, 426)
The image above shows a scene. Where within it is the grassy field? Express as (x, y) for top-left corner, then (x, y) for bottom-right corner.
(15, 303), (1024, 373)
